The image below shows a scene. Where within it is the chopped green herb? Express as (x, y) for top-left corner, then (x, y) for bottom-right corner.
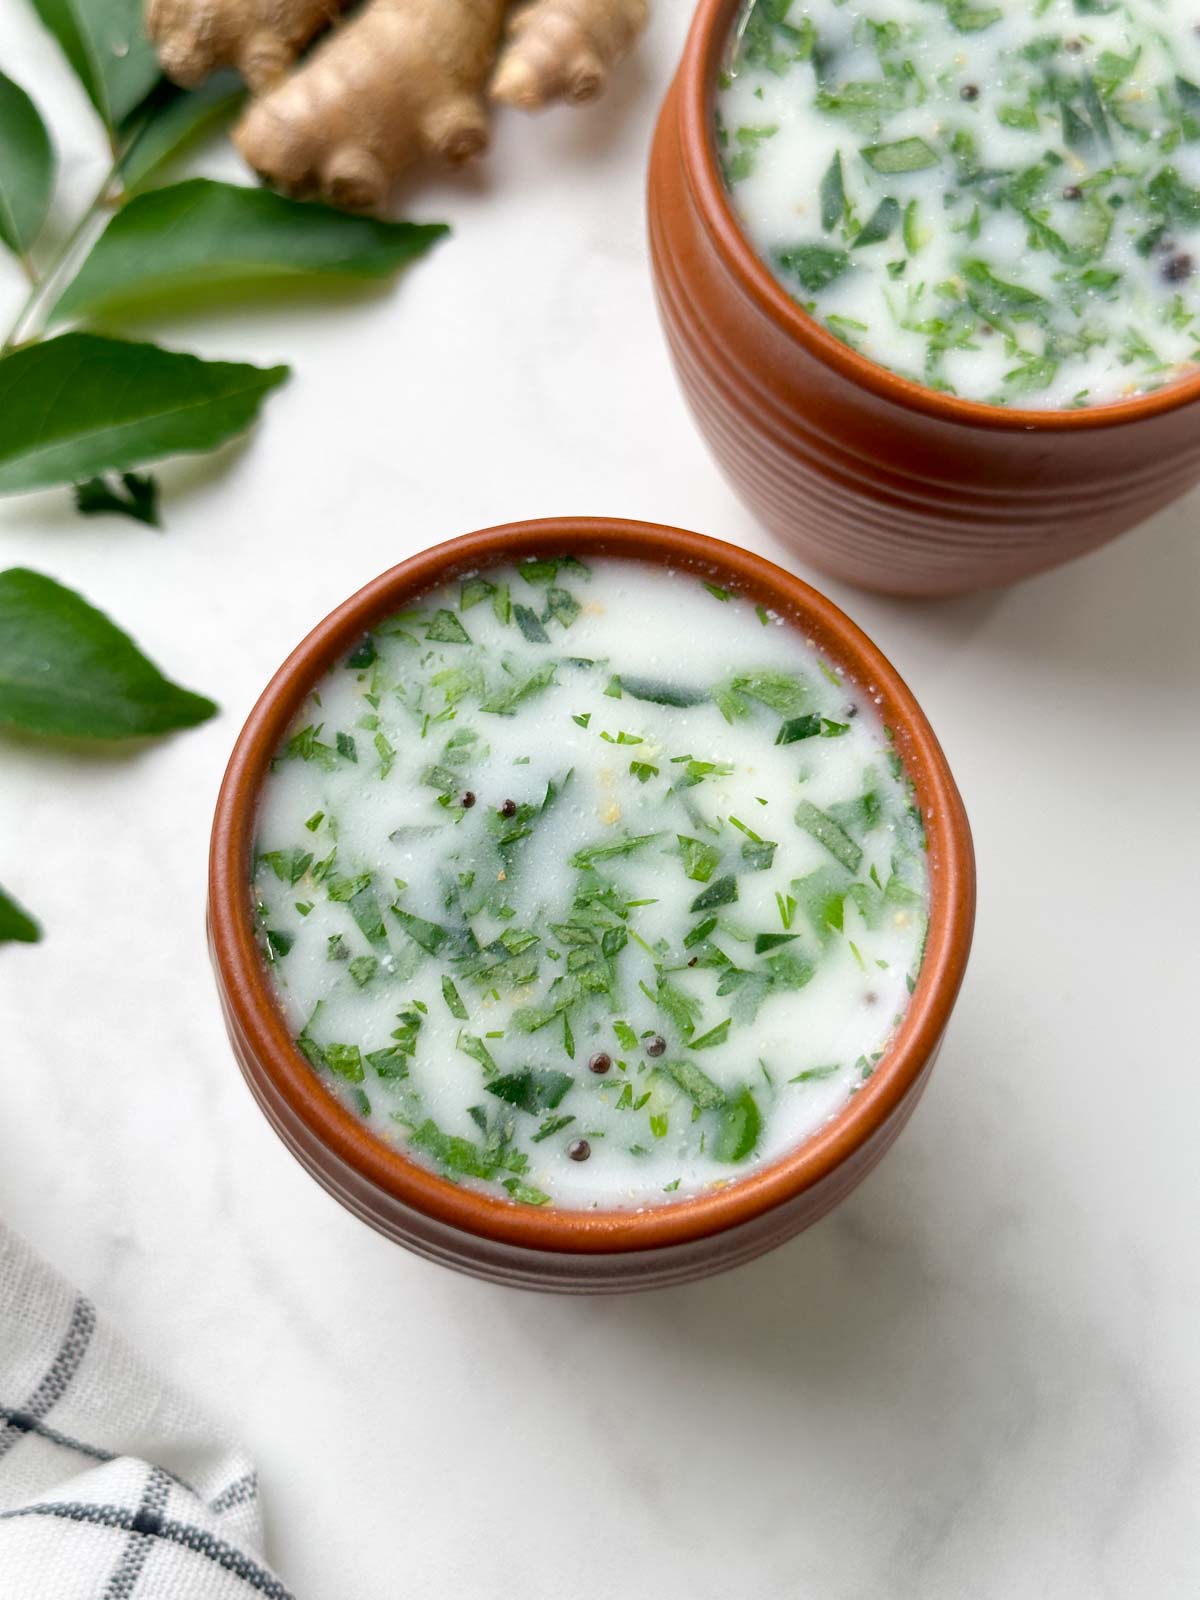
(677, 834), (722, 883)
(618, 675), (708, 708)
(790, 1063), (840, 1083)
(661, 1057), (726, 1110)
(347, 635), (377, 668)
(374, 733), (396, 779)
(544, 587), (581, 628)
(502, 1179), (551, 1206)
(441, 976), (468, 1019)
(773, 243), (851, 291)
(862, 137), (939, 174)
(349, 955), (378, 988)
(324, 1043), (364, 1082)
(690, 875), (738, 912)
(513, 603), (550, 644)
(795, 800), (864, 872)
(458, 1032), (500, 1078)
(479, 661), (558, 715)
(487, 1069), (574, 1114)
(712, 1089), (761, 1162)
(259, 848), (312, 886)
(853, 197), (900, 248)
(426, 609), (471, 645)
(572, 832), (660, 867)
(460, 576), (494, 611)
(390, 905), (449, 954)
(532, 1114), (576, 1143)
(820, 150), (846, 231)
(776, 714), (822, 744)
(688, 1018), (731, 1051)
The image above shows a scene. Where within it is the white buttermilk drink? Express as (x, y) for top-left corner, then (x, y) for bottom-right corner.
(718, 0), (1200, 408)
(253, 558), (929, 1209)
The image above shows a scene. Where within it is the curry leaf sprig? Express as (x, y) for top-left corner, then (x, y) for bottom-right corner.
(0, 1), (447, 517)
(0, 0), (450, 944)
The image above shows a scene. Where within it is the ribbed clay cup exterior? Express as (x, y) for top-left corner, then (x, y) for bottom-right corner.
(647, 0), (1200, 598)
(208, 518), (975, 1292)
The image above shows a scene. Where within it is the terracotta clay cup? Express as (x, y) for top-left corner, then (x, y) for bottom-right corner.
(647, 0), (1200, 598)
(208, 517), (975, 1292)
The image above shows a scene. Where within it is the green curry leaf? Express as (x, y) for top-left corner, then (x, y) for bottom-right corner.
(0, 334), (288, 494)
(0, 567), (216, 738)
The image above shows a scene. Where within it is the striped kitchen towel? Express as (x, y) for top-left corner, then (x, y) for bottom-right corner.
(0, 1221), (294, 1598)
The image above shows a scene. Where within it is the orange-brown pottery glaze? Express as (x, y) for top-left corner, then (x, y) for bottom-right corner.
(208, 519), (975, 1290)
(647, 0), (1200, 597)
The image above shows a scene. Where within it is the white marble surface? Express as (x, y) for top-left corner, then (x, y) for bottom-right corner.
(1, 6), (1198, 1597)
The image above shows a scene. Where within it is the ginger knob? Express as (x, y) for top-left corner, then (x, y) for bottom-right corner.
(234, 0), (507, 210)
(145, 0), (348, 93)
(491, 0), (649, 110)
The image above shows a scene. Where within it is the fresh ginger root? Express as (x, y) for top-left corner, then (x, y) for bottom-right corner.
(491, 0), (648, 110)
(234, 0), (508, 210)
(146, 0), (347, 93)
(147, 0), (651, 209)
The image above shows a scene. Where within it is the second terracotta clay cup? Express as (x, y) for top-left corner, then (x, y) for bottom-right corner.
(647, 0), (1200, 598)
(208, 518), (975, 1292)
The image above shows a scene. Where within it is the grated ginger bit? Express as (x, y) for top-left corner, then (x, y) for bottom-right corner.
(583, 601), (606, 616)
(601, 801), (622, 825)
(497, 870), (507, 881)
(892, 910), (911, 930)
